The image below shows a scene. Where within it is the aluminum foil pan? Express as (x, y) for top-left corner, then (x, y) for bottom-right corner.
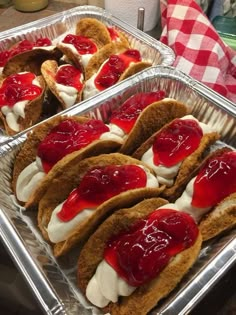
(0, 5), (174, 144)
(0, 66), (235, 315)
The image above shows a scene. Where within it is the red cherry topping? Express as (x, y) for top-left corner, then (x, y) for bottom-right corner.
(55, 65), (83, 91)
(192, 150), (236, 208)
(37, 119), (109, 173)
(62, 34), (97, 55)
(109, 91), (165, 133)
(34, 38), (52, 47)
(153, 118), (203, 167)
(107, 27), (119, 41)
(57, 165), (147, 222)
(104, 208), (198, 287)
(0, 73), (42, 108)
(94, 49), (141, 91)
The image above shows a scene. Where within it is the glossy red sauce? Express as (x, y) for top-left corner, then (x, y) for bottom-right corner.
(55, 65), (83, 91)
(94, 49), (141, 91)
(62, 34), (97, 55)
(192, 150), (236, 208)
(104, 208), (198, 287)
(153, 119), (203, 167)
(0, 72), (42, 108)
(107, 27), (119, 41)
(37, 119), (109, 173)
(57, 165), (147, 222)
(0, 38), (52, 67)
(109, 91), (165, 133)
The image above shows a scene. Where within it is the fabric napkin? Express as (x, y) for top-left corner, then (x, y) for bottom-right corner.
(159, 0), (236, 103)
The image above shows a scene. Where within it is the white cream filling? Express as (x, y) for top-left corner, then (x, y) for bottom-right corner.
(47, 165), (159, 243)
(56, 83), (78, 108)
(83, 73), (98, 100)
(1, 76), (41, 132)
(86, 260), (136, 308)
(141, 115), (215, 187)
(33, 45), (55, 51)
(100, 123), (126, 143)
(16, 157), (45, 202)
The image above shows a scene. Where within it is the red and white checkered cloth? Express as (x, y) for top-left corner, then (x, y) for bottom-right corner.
(160, 0), (236, 103)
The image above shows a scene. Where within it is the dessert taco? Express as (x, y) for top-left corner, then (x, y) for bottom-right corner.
(188, 148), (236, 241)
(41, 60), (84, 109)
(37, 153), (165, 257)
(83, 43), (150, 99)
(77, 198), (202, 315)
(12, 115), (123, 207)
(160, 147), (236, 241)
(133, 115), (220, 201)
(115, 97), (189, 155)
(0, 72), (46, 135)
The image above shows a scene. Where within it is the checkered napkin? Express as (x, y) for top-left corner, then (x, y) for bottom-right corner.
(159, 0), (236, 103)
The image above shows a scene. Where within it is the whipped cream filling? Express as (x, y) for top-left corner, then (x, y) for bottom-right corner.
(86, 260), (136, 308)
(83, 72), (99, 100)
(1, 76), (41, 132)
(141, 115), (215, 187)
(16, 157), (45, 202)
(47, 165), (159, 243)
(101, 123), (126, 143)
(33, 45), (55, 51)
(56, 83), (78, 108)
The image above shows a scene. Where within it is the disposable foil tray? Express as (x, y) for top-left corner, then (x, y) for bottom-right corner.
(0, 66), (236, 315)
(0, 5), (174, 144)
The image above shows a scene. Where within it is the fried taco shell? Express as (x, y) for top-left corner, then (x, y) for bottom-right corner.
(78, 198), (202, 315)
(199, 192), (236, 241)
(75, 18), (112, 47)
(3, 48), (62, 76)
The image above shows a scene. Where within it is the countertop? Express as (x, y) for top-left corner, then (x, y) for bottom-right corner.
(0, 1), (235, 315)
